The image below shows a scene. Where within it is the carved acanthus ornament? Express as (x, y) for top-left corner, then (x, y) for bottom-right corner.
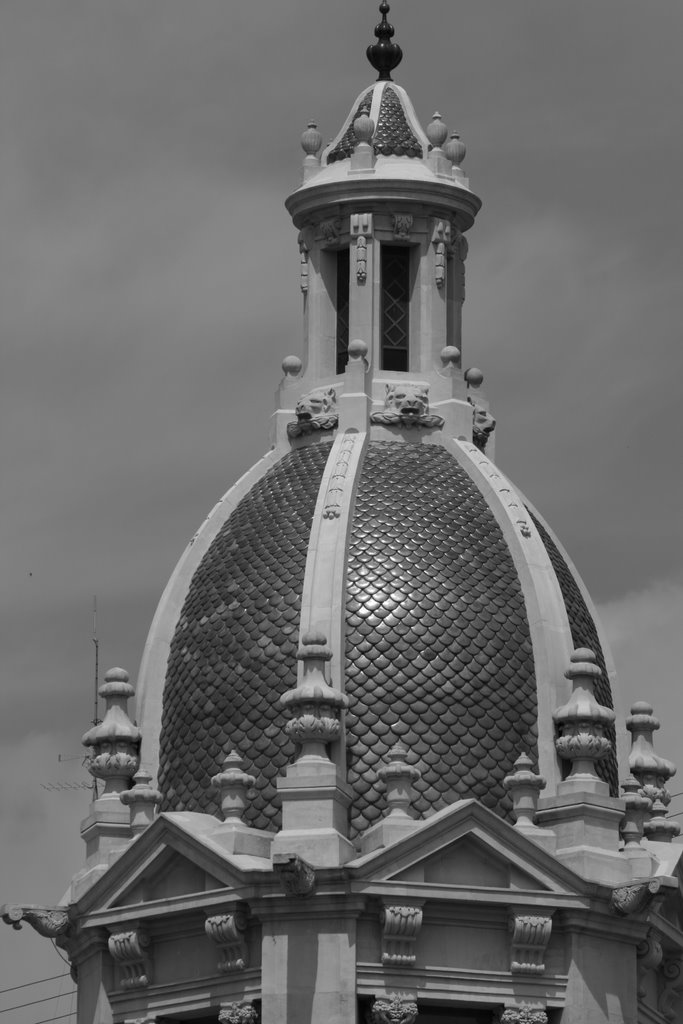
(370, 383), (444, 430)
(272, 852), (316, 897)
(508, 911), (553, 974)
(108, 928), (152, 989)
(659, 957), (683, 1021)
(298, 230), (309, 292)
(320, 217), (342, 244)
(553, 648), (614, 784)
(368, 996), (419, 1024)
(499, 1009), (548, 1024)
(351, 213), (373, 283)
(431, 219), (451, 288)
(280, 634), (348, 757)
(637, 928), (663, 999)
(610, 878), (667, 918)
(218, 1002), (260, 1024)
(392, 213), (413, 240)
(287, 387), (338, 439)
(380, 905), (423, 965)
(323, 432), (357, 520)
(205, 907), (249, 971)
(2, 904), (70, 938)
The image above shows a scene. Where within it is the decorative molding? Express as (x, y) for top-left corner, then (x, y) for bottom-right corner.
(637, 928), (663, 999)
(458, 442), (534, 540)
(205, 907), (249, 972)
(351, 213), (373, 283)
(368, 996), (419, 1024)
(287, 387), (338, 439)
(323, 432), (357, 520)
(319, 217), (342, 244)
(298, 230), (309, 293)
(272, 852), (316, 897)
(610, 878), (665, 917)
(370, 383), (444, 430)
(508, 911), (553, 974)
(659, 957), (683, 1021)
(218, 1003), (260, 1024)
(498, 1009), (548, 1024)
(392, 213), (413, 240)
(431, 220), (451, 288)
(108, 928), (152, 989)
(380, 905), (423, 965)
(1, 905), (70, 939)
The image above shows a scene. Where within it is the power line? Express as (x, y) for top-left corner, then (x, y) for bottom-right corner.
(0, 973), (69, 996)
(0, 990), (76, 1014)
(33, 1014), (75, 1024)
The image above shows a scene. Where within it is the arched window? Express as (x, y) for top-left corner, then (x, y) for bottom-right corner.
(335, 248), (350, 374)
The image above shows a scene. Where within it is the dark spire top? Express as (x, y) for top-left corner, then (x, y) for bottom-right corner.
(367, 1), (403, 81)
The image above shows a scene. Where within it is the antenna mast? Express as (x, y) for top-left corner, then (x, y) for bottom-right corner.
(92, 596), (100, 726)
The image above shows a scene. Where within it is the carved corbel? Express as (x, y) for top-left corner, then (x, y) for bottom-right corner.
(392, 213), (413, 240)
(610, 878), (666, 917)
(637, 928), (663, 999)
(108, 927), (152, 989)
(660, 957), (683, 1021)
(380, 905), (423, 965)
(205, 907), (249, 972)
(272, 852), (316, 896)
(508, 911), (553, 974)
(218, 1002), (260, 1024)
(319, 217), (342, 244)
(350, 213), (373, 283)
(368, 996), (419, 1024)
(2, 904), (70, 938)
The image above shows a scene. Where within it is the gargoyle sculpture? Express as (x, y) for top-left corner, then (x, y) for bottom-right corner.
(469, 397), (496, 452)
(287, 387), (338, 438)
(370, 383), (444, 429)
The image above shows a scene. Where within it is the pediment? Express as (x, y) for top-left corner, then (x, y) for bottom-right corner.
(392, 833), (543, 890)
(110, 847), (225, 908)
(76, 812), (268, 917)
(351, 799), (585, 895)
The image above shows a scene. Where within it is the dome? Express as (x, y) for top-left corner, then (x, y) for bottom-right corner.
(140, 433), (619, 839)
(136, 16), (624, 851)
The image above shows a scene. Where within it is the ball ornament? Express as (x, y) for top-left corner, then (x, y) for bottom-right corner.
(282, 355), (302, 377)
(464, 367), (484, 387)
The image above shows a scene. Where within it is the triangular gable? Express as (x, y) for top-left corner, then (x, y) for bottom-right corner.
(75, 812), (270, 917)
(350, 799), (587, 896)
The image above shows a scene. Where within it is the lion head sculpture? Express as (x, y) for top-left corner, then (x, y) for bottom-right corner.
(469, 398), (496, 452)
(370, 382), (444, 430)
(287, 387), (338, 438)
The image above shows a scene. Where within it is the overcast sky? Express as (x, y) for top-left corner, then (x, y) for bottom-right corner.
(1, 2), (682, 1013)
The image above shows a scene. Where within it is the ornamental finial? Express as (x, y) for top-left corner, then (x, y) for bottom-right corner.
(367, 1), (403, 82)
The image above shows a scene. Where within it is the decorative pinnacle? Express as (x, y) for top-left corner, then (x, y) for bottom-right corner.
(367, 1), (403, 82)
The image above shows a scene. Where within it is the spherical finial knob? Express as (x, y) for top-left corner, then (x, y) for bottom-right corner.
(464, 367), (484, 388)
(440, 345), (461, 367)
(444, 131), (467, 167)
(281, 355), (302, 377)
(348, 338), (368, 361)
(366, 1), (403, 82)
(353, 107), (375, 145)
(301, 121), (322, 156)
(427, 112), (449, 149)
